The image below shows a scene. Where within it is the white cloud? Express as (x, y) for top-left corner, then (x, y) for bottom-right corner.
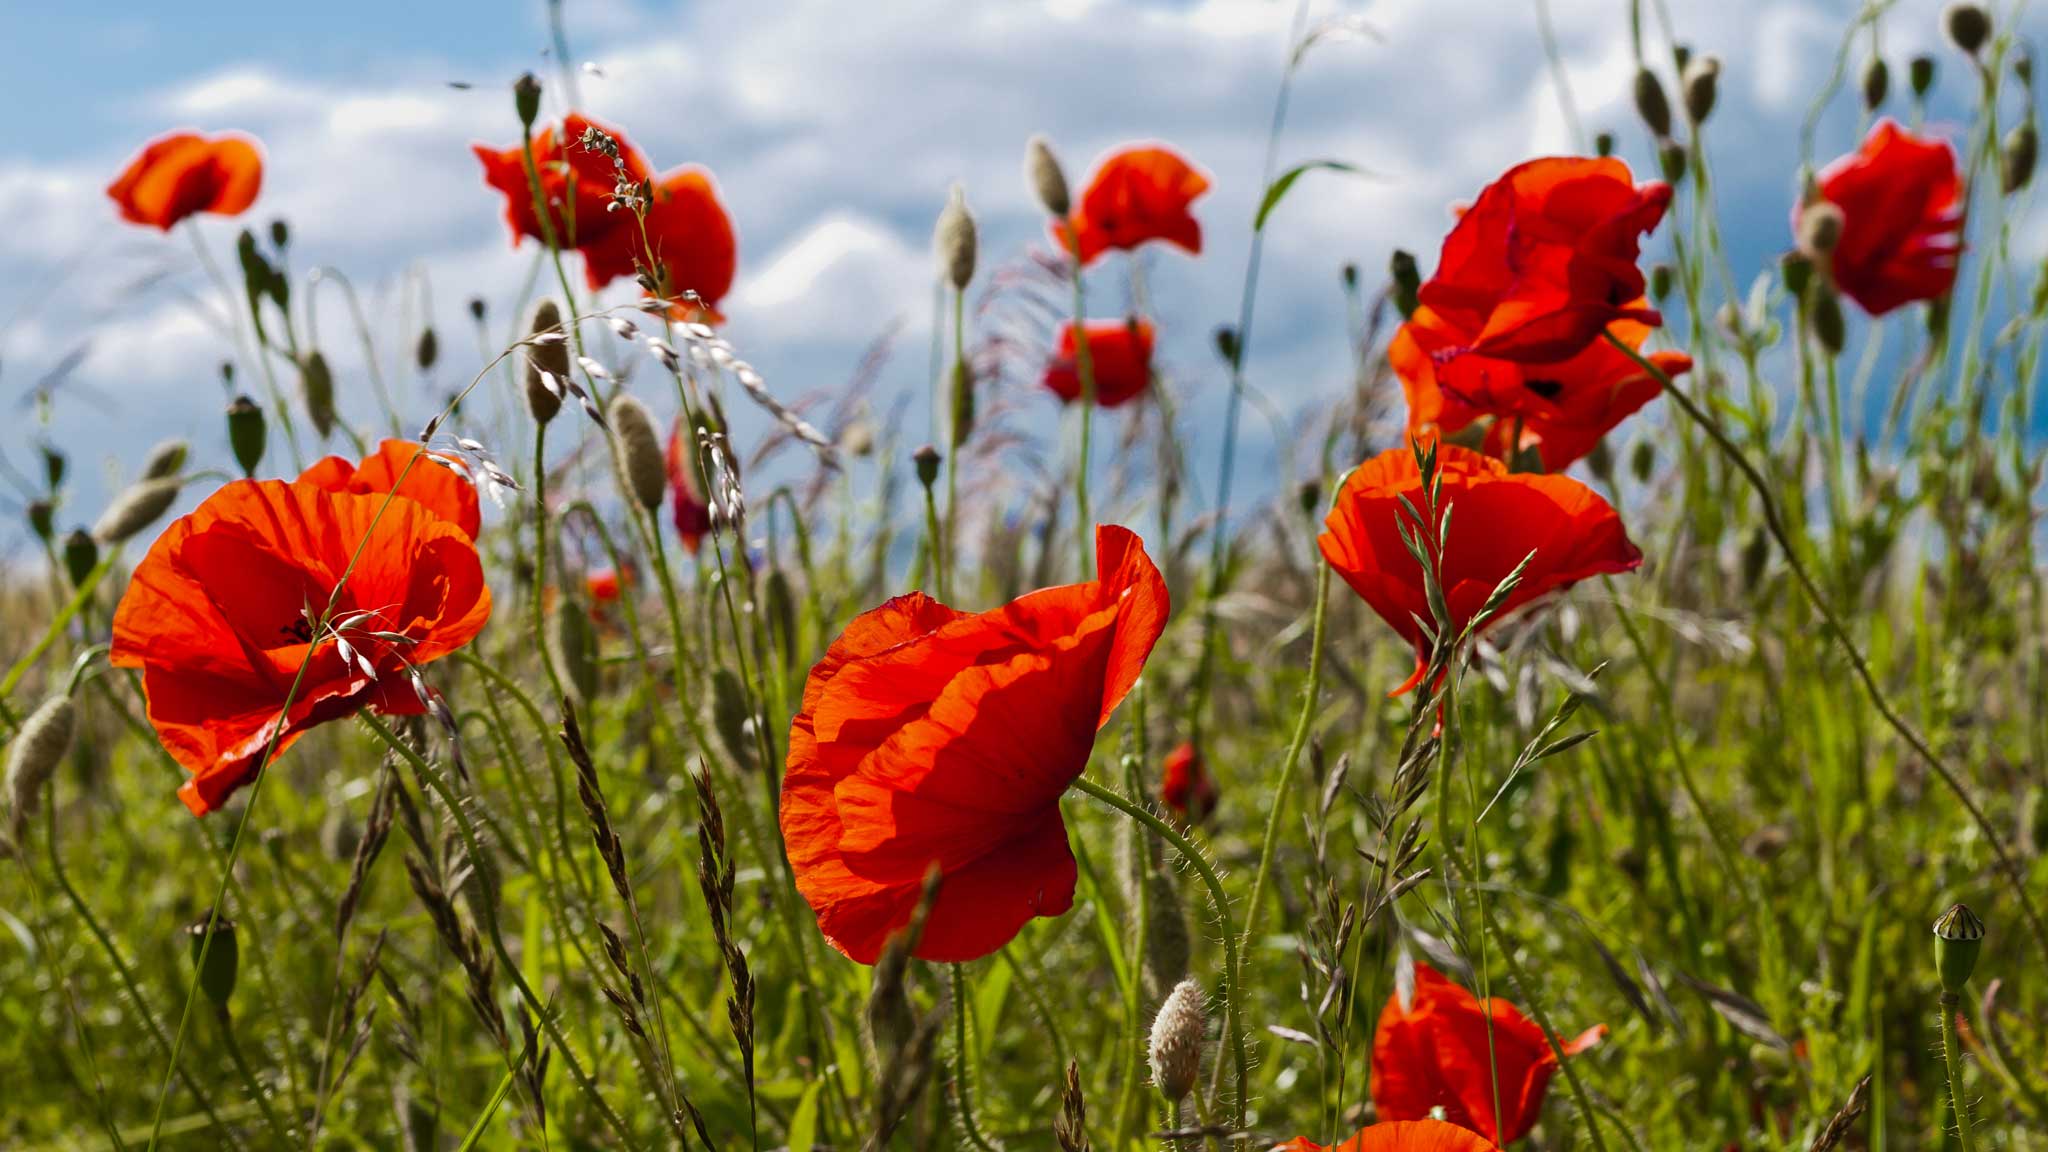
(732, 213), (927, 342)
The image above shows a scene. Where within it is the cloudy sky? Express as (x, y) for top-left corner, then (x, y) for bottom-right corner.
(0, 0), (2037, 547)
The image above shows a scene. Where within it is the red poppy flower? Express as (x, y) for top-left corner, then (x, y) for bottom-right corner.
(107, 131), (263, 231)
(298, 440), (482, 540)
(582, 166), (737, 318)
(1058, 144), (1210, 266)
(1802, 119), (1963, 316)
(1043, 318), (1155, 408)
(665, 418), (713, 554)
(782, 524), (1169, 964)
(1319, 441), (1639, 694)
(1160, 740), (1217, 825)
(1420, 157), (1670, 364)
(586, 567), (625, 603)
(110, 479), (492, 816)
(1371, 964), (1604, 1145)
(472, 113), (651, 252)
(1393, 309), (1690, 471)
(1271, 1120), (1501, 1152)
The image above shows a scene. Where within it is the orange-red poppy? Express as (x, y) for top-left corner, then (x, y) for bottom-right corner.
(1160, 740), (1217, 825)
(1319, 441), (1639, 694)
(581, 166), (737, 318)
(665, 418), (713, 554)
(298, 440), (482, 540)
(586, 566), (625, 603)
(107, 131), (263, 231)
(1371, 963), (1605, 1145)
(1043, 318), (1155, 408)
(1421, 157), (1670, 364)
(110, 479), (492, 816)
(1393, 308), (1690, 471)
(1058, 145), (1210, 266)
(1803, 119), (1962, 316)
(782, 524), (1168, 964)
(1271, 1120), (1501, 1152)
(473, 113), (651, 253)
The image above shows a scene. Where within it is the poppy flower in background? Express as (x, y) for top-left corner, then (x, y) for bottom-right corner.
(1160, 740), (1217, 825)
(582, 166), (738, 318)
(107, 131), (263, 231)
(1420, 157), (1671, 364)
(1371, 963), (1605, 1145)
(1271, 1119), (1502, 1152)
(1042, 318), (1156, 408)
(1802, 119), (1963, 316)
(111, 479), (492, 816)
(1059, 144), (1211, 266)
(665, 418), (714, 554)
(586, 567), (627, 603)
(1393, 308), (1691, 471)
(473, 113), (651, 253)
(298, 440), (483, 540)
(1318, 441), (1640, 694)
(782, 524), (1169, 964)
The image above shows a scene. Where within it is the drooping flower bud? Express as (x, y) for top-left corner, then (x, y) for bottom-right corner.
(608, 393), (668, 511)
(61, 530), (97, 588)
(1634, 67), (1673, 138)
(467, 296), (487, 323)
(1862, 56), (1891, 110)
(1682, 54), (1722, 124)
(94, 477), (183, 545)
(710, 668), (758, 772)
(5, 693), (75, 844)
(550, 599), (600, 704)
(227, 395), (266, 477)
(514, 72), (543, 129)
(141, 439), (189, 481)
(2002, 121), (2037, 195)
(1148, 978), (1205, 1104)
(1213, 325), (1240, 366)
(525, 299), (569, 425)
(1026, 135), (1071, 218)
(1910, 55), (1938, 96)
(1389, 249), (1421, 318)
(299, 350), (336, 438)
(1943, 3), (1991, 57)
(1932, 903), (1985, 994)
(25, 500), (53, 544)
(185, 917), (240, 1010)
(269, 219), (290, 250)
(1781, 251), (1815, 299)
(41, 446), (64, 490)
(933, 184), (978, 292)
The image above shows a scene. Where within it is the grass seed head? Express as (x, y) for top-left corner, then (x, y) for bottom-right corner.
(1027, 135), (1071, 218)
(5, 693), (74, 845)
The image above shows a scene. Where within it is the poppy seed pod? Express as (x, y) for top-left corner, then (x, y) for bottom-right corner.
(6, 693), (75, 843)
(62, 530), (97, 588)
(1682, 54), (1722, 124)
(933, 184), (977, 291)
(514, 72), (543, 129)
(1863, 57), (1890, 110)
(1633, 67), (1673, 138)
(1389, 249), (1421, 318)
(1798, 201), (1845, 258)
(524, 300), (569, 424)
(227, 395), (266, 477)
(1630, 438), (1656, 484)
(1026, 135), (1071, 218)
(2002, 121), (2037, 195)
(608, 394), (667, 511)
(299, 350), (336, 438)
(1149, 978), (1205, 1103)
(94, 477), (183, 545)
(1910, 55), (1937, 96)
(26, 500), (53, 544)
(185, 917), (239, 1010)
(40, 446), (64, 490)
(415, 327), (439, 373)
(912, 443), (942, 489)
(1943, 3), (1991, 56)
(269, 218), (289, 250)
(141, 438), (189, 481)
(1932, 903), (1985, 994)
(1213, 325), (1240, 365)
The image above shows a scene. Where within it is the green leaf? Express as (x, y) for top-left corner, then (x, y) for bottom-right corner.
(1255, 160), (1370, 232)
(787, 1080), (824, 1152)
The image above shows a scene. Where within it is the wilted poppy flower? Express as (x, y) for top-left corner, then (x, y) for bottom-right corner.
(1160, 740), (1217, 825)
(1421, 157), (1670, 363)
(1319, 441), (1639, 694)
(582, 166), (737, 316)
(1043, 318), (1155, 408)
(110, 479), (491, 816)
(782, 524), (1168, 963)
(473, 113), (650, 252)
(1372, 963), (1605, 1145)
(1802, 119), (1963, 315)
(107, 131), (263, 231)
(1271, 1119), (1501, 1152)
(1393, 308), (1690, 471)
(665, 418), (713, 554)
(298, 440), (482, 540)
(1059, 145), (1210, 266)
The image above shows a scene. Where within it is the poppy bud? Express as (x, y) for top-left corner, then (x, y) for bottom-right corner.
(1932, 902), (1984, 994)
(1682, 54), (1721, 124)
(61, 530), (96, 589)
(514, 72), (543, 129)
(1658, 138), (1688, 183)
(1650, 262), (1674, 302)
(1781, 251), (1814, 299)
(865, 863), (941, 1066)
(711, 667), (758, 771)
(299, 350), (336, 438)
(1910, 54), (1938, 96)
(1862, 57), (1890, 110)
(6, 693), (75, 844)
(550, 599), (600, 704)
(1297, 479), (1321, 519)
(227, 395), (266, 477)
(1633, 67), (1673, 138)
(269, 218), (289, 250)
(609, 394), (668, 511)
(949, 358), (975, 448)
(1943, 3), (1990, 57)
(1811, 287), (1847, 357)
(1341, 262), (1359, 290)
(415, 327), (439, 373)
(840, 417), (876, 459)
(185, 917), (239, 1010)
(1673, 43), (1693, 71)
(1213, 325), (1240, 366)
(235, 229), (271, 317)
(220, 360), (235, 388)
(1797, 202), (1845, 258)
(1149, 978), (1205, 1104)
(1630, 438), (1656, 484)
(94, 477), (183, 546)
(41, 446), (64, 491)
(467, 296), (487, 323)
(1594, 131), (1616, 158)
(141, 439), (189, 481)
(2001, 121), (2037, 195)
(912, 443), (942, 489)
(524, 300), (569, 425)
(26, 500), (53, 544)
(2017, 52), (2035, 87)
(764, 567), (797, 669)
(1716, 300), (1744, 339)
(933, 183), (977, 292)
(1026, 135), (1071, 218)
(1585, 437), (1615, 486)
(1389, 249), (1421, 318)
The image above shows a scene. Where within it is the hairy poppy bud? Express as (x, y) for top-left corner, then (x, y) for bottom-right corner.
(933, 184), (977, 291)
(141, 439), (188, 481)
(949, 359), (975, 448)
(2002, 121), (2037, 195)
(227, 395), (266, 477)
(912, 443), (942, 489)
(299, 350), (336, 438)
(6, 693), (75, 844)
(234, 229), (271, 324)
(710, 667), (757, 771)
(2017, 53), (2034, 87)
(1798, 202), (1845, 258)
(1658, 138), (1688, 183)
(1862, 57), (1890, 110)
(514, 72), (543, 129)
(1781, 251), (1814, 299)
(94, 477), (183, 545)
(765, 567), (797, 668)
(1389, 249), (1421, 318)
(1026, 135), (1071, 218)
(1634, 67), (1673, 138)
(1630, 438), (1656, 484)
(1811, 286), (1847, 356)
(1297, 480), (1321, 519)
(26, 500), (53, 544)
(1682, 54), (1722, 124)
(1650, 262), (1674, 302)
(1213, 325), (1240, 366)
(1910, 54), (1937, 96)
(1943, 3), (1990, 56)
(550, 600), (600, 704)
(1932, 903), (1984, 994)
(1673, 43), (1693, 71)
(415, 327), (439, 373)
(1594, 131), (1616, 158)
(61, 530), (96, 589)
(608, 394), (668, 511)
(185, 917), (239, 1010)
(524, 300), (569, 424)
(1149, 978), (1205, 1104)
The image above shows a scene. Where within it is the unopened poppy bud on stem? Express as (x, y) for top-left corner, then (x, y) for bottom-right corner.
(1634, 67), (1673, 137)
(1944, 3), (1991, 57)
(1811, 287), (1847, 356)
(6, 693), (75, 845)
(1389, 249), (1421, 318)
(933, 184), (977, 291)
(1682, 54), (1721, 124)
(185, 917), (239, 1010)
(415, 327), (439, 373)
(1932, 902), (1985, 995)
(1026, 135), (1071, 219)
(514, 72), (543, 129)
(299, 350), (336, 438)
(1650, 262), (1674, 302)
(608, 394), (668, 511)
(94, 477), (183, 546)
(26, 500), (52, 544)
(226, 395), (266, 477)
(1658, 139), (1688, 183)
(1863, 56), (1890, 110)
(62, 530), (97, 588)
(1149, 977), (1205, 1104)
(2002, 121), (2037, 195)
(141, 439), (189, 481)
(1910, 55), (1937, 96)
(912, 444), (942, 489)
(1797, 201), (1845, 259)
(1594, 130), (1616, 157)
(524, 299), (569, 424)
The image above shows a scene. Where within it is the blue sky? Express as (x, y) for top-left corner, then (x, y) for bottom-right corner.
(1, 0), (2039, 549)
